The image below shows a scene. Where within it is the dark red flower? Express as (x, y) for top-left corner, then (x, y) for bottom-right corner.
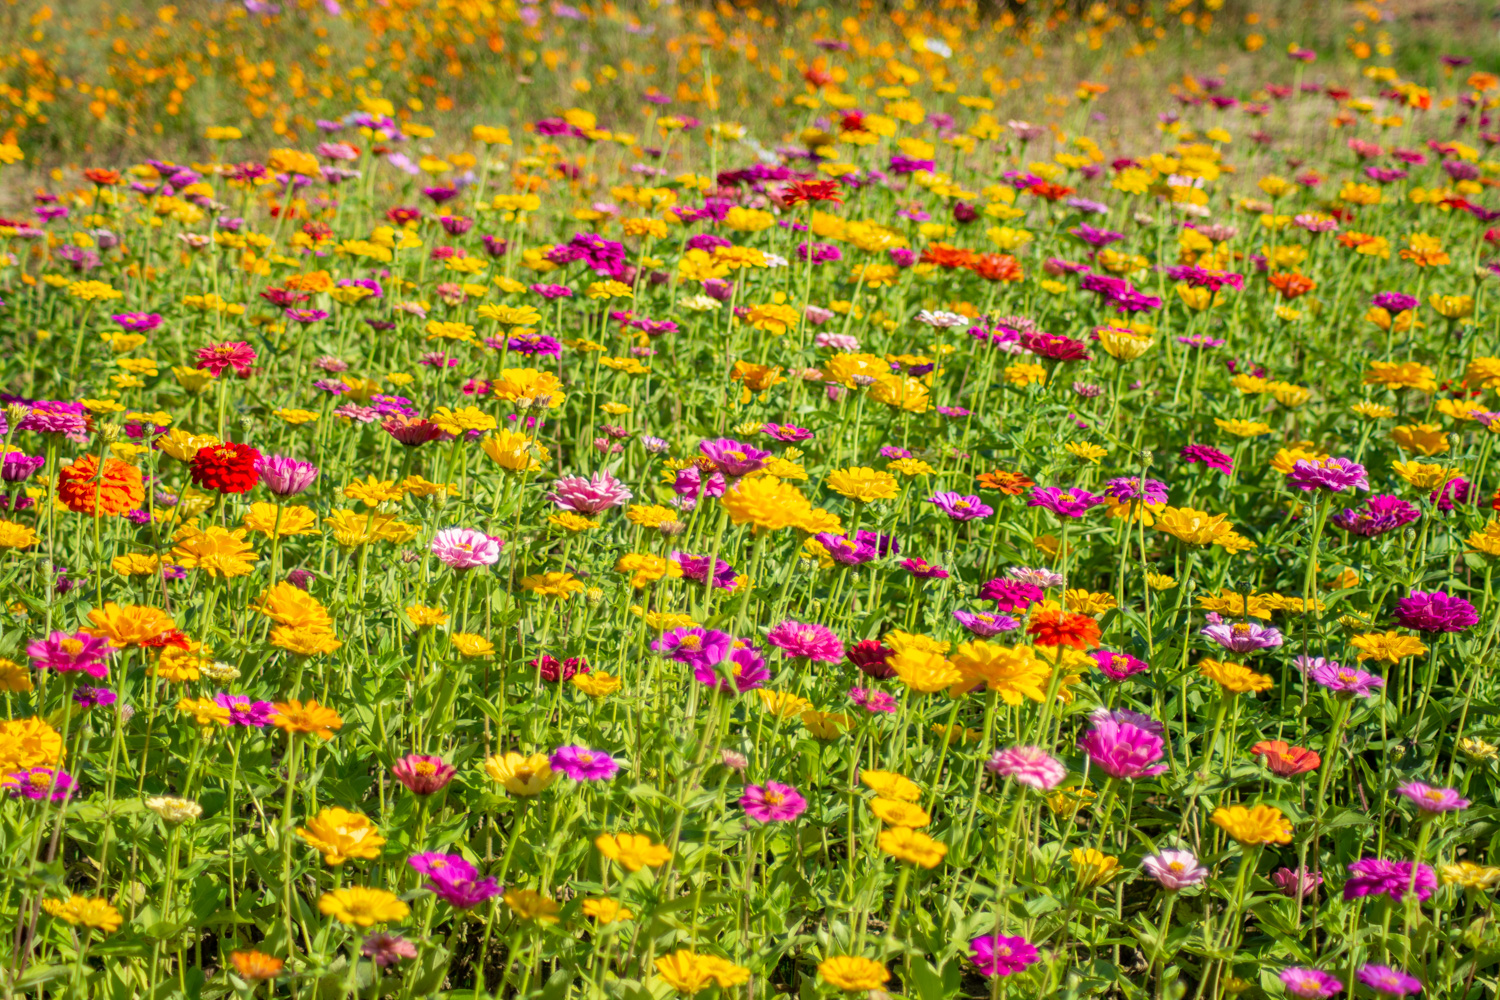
(781, 180), (843, 206)
(529, 655), (589, 682)
(190, 442), (262, 494)
(1020, 331), (1091, 362)
(846, 639), (895, 680)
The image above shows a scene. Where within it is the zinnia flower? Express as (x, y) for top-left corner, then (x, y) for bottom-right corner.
(1356, 964), (1422, 998)
(1200, 620), (1284, 652)
(765, 620), (844, 662)
(57, 455), (144, 516)
(969, 934), (1039, 977)
(1280, 967), (1345, 998)
(739, 782), (807, 822)
(1396, 781), (1469, 813)
(27, 631), (114, 678)
(1344, 858), (1435, 901)
(1077, 718), (1167, 779)
(549, 745), (620, 781)
(548, 471), (632, 513)
(190, 443), (262, 494)
(392, 754), (456, 795)
(651, 627), (732, 669)
(985, 746), (1066, 789)
(430, 527), (503, 569)
(1142, 849), (1209, 889)
(1392, 590), (1478, 633)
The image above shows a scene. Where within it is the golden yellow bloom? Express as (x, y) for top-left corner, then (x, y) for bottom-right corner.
(1390, 423), (1449, 456)
(41, 895), (122, 934)
(86, 603), (176, 647)
(595, 833), (672, 871)
(889, 645), (963, 694)
(756, 688), (813, 721)
(323, 509), (421, 548)
(493, 368), (565, 408)
(1430, 293), (1475, 319)
(452, 633), (495, 658)
(825, 467), (899, 504)
(878, 827), (947, 867)
(504, 888), (560, 923)
(1155, 507), (1233, 546)
(1443, 862), (1500, 890)
(297, 808), (386, 866)
(271, 625), (343, 657)
(1211, 804), (1293, 845)
(481, 429), (543, 472)
(1214, 418), (1272, 438)
(1071, 848), (1121, 887)
(1465, 356), (1500, 389)
(1351, 631), (1428, 664)
(343, 476), (406, 507)
(859, 770), (922, 802)
(868, 797), (931, 828)
(1392, 461), (1457, 490)
(573, 670), (622, 697)
(484, 753), (556, 796)
(177, 696), (231, 727)
(948, 641), (1051, 704)
(406, 604), (449, 628)
(818, 957), (891, 992)
(582, 897), (634, 924)
(318, 887), (409, 926)
(654, 951), (750, 994)
(721, 475), (814, 533)
(171, 526), (258, 578)
(1199, 658), (1274, 694)
(0, 658), (32, 693)
(0, 519), (38, 549)
(519, 572), (585, 599)
(270, 699), (344, 739)
(1364, 361), (1437, 392)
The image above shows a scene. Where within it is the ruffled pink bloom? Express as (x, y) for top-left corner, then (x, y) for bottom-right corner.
(27, 631), (114, 679)
(548, 471), (632, 513)
(739, 782), (807, 822)
(765, 620), (844, 663)
(429, 527), (503, 569)
(985, 746), (1067, 789)
(392, 754), (456, 795)
(195, 341), (257, 377)
(1078, 718), (1167, 780)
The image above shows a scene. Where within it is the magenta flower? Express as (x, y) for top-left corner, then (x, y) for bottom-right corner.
(256, 454), (320, 497)
(392, 754), (456, 795)
(699, 438), (771, 477)
(849, 687), (899, 713)
(73, 686), (116, 709)
(1078, 718), (1168, 780)
(1332, 495), (1418, 537)
(1090, 649), (1148, 680)
(1272, 866), (1324, 899)
(1299, 658), (1385, 697)
(548, 471), (632, 513)
(1200, 620), (1284, 653)
(671, 552), (738, 590)
(1392, 590), (1478, 633)
(672, 466), (726, 509)
(739, 782), (807, 822)
(1092, 707), (1166, 737)
(196, 341), (257, 377)
(1280, 968), (1345, 998)
(530, 655), (589, 682)
(1026, 485), (1104, 518)
(953, 610), (1019, 637)
(1286, 456), (1369, 493)
(979, 578), (1044, 612)
(985, 746), (1067, 790)
(693, 646), (769, 693)
(1142, 849), (1208, 890)
(766, 620), (844, 663)
(1343, 858), (1436, 902)
(1356, 965), (1422, 998)
(1102, 477), (1168, 504)
(429, 527), (503, 569)
(761, 423), (813, 443)
(4, 767), (75, 802)
(1396, 781), (1469, 813)
(26, 631), (114, 679)
(928, 492), (994, 521)
(901, 558), (949, 579)
(549, 746), (621, 781)
(1008, 565), (1065, 589)
(1180, 444), (1233, 475)
(969, 934), (1039, 977)
(408, 853), (500, 909)
(814, 532), (878, 565)
(213, 692), (275, 727)
(651, 627), (732, 669)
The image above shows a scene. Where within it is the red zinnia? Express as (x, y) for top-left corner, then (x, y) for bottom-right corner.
(1028, 182), (1075, 201)
(190, 442), (262, 494)
(1026, 610), (1101, 650)
(846, 639), (895, 680)
(781, 180), (843, 206)
(1021, 331), (1092, 362)
(1250, 740), (1321, 776)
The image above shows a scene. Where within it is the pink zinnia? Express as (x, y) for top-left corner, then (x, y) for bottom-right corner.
(26, 631), (114, 679)
(1077, 718), (1168, 780)
(985, 746), (1067, 790)
(392, 754), (456, 795)
(548, 471), (632, 514)
(195, 341), (257, 377)
(1026, 485), (1104, 518)
(766, 620), (844, 663)
(849, 687), (899, 713)
(256, 454), (319, 497)
(1396, 781), (1469, 813)
(739, 782), (807, 822)
(429, 527), (503, 569)
(549, 745), (620, 781)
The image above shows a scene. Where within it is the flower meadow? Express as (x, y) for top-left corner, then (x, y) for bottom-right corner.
(6, 2), (1500, 999)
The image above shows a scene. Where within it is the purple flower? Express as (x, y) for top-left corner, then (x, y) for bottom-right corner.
(901, 558), (949, 579)
(928, 492), (994, 521)
(213, 692), (275, 727)
(1027, 486), (1105, 518)
(1331, 495), (1418, 537)
(4, 767), (75, 802)
(1356, 965), (1422, 998)
(1102, 477), (1168, 504)
(1286, 457), (1369, 493)
(672, 466), (726, 509)
(1280, 968), (1344, 998)
(1200, 621), (1284, 653)
(979, 578), (1044, 612)
(1077, 718), (1168, 780)
(256, 455), (320, 498)
(740, 782), (807, 822)
(362, 933), (419, 967)
(814, 532), (877, 565)
(766, 620), (844, 663)
(1, 452), (46, 483)
(1303, 659), (1385, 697)
(1142, 849), (1209, 889)
(969, 934), (1040, 977)
(760, 423), (812, 443)
(693, 646), (769, 693)
(27, 631), (114, 679)
(409, 853), (501, 909)
(1372, 292), (1420, 312)
(953, 610), (1019, 637)
(548, 471), (632, 514)
(1070, 223), (1125, 247)
(1343, 858), (1436, 902)
(111, 312), (164, 331)
(72, 686), (116, 709)
(1272, 866), (1324, 899)
(849, 687), (899, 713)
(549, 746), (620, 781)
(671, 552), (739, 590)
(651, 627), (732, 669)
(1392, 590), (1478, 633)
(699, 438), (771, 477)
(985, 746), (1066, 789)
(1396, 781), (1469, 813)
(1090, 649), (1148, 680)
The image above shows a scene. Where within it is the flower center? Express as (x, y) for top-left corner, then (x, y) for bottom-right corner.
(60, 639), (84, 655)
(414, 762), (437, 776)
(1059, 493), (1077, 503)
(763, 791), (783, 805)
(1232, 623), (1251, 636)
(1168, 861), (1184, 871)
(680, 635), (702, 651)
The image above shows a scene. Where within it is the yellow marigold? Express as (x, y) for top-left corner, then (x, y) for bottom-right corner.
(1364, 361), (1437, 392)
(616, 553), (675, 589)
(654, 951), (749, 994)
(818, 957), (891, 992)
(481, 429), (543, 473)
(1155, 507), (1232, 546)
(0, 717), (64, 772)
(596, 833), (672, 871)
(86, 603), (175, 648)
(519, 572), (585, 598)
(1444, 862), (1500, 890)
(889, 645), (963, 694)
(41, 895), (122, 934)
(406, 604), (449, 628)
(156, 641), (212, 683)
(503, 888), (560, 922)
(0, 658), (32, 693)
(492, 368), (565, 408)
(484, 753), (556, 796)
(573, 670), (622, 697)
(178, 696), (231, 727)
(1071, 847), (1121, 887)
(1211, 803), (1293, 845)
(878, 827), (947, 868)
(868, 797), (931, 828)
(452, 633), (495, 658)
(1270, 446), (1329, 474)
(859, 769), (921, 802)
(242, 502), (318, 539)
(744, 303), (799, 334)
(318, 887), (408, 926)
(1351, 631), (1428, 664)
(825, 467), (899, 504)
(756, 688), (813, 721)
(270, 699), (344, 739)
(1390, 423), (1449, 456)
(1199, 658), (1274, 694)
(1215, 418), (1272, 438)
(0, 519), (38, 549)
(721, 475), (813, 532)
(582, 897), (635, 923)
(948, 641), (1051, 704)
(254, 583), (333, 630)
(297, 808), (386, 866)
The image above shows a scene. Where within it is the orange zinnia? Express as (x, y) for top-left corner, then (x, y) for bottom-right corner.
(1250, 740), (1321, 776)
(920, 243), (977, 269)
(976, 470), (1036, 495)
(1268, 272), (1316, 300)
(229, 951), (285, 982)
(270, 699), (344, 740)
(1026, 610), (1102, 650)
(57, 455), (145, 517)
(969, 253), (1024, 282)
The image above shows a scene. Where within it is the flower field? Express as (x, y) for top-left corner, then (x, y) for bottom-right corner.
(3, 0), (1500, 997)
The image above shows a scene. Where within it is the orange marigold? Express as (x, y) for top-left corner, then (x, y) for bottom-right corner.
(1026, 610), (1102, 650)
(57, 455), (144, 516)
